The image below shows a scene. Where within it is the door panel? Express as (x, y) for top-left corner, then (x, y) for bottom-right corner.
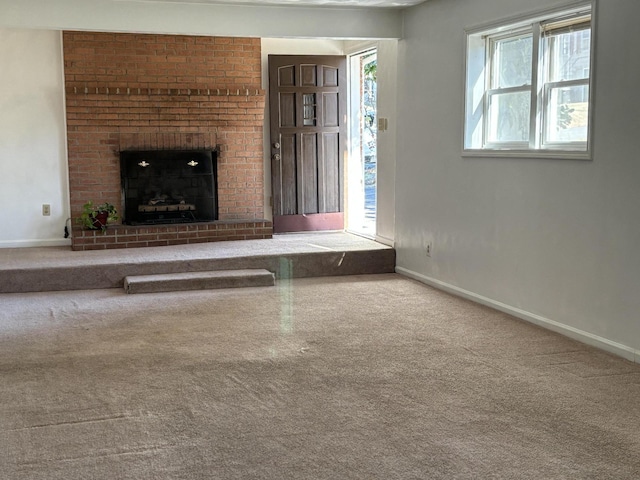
(301, 65), (317, 86)
(278, 66), (295, 87)
(322, 132), (340, 213)
(301, 133), (318, 215)
(269, 55), (347, 233)
(323, 67), (339, 87)
(323, 93), (339, 127)
(279, 93), (296, 127)
(280, 134), (297, 215)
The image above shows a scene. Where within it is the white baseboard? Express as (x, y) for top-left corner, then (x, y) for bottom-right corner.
(396, 266), (640, 364)
(0, 238), (71, 248)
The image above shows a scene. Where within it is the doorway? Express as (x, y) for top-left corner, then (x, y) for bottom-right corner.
(268, 55), (347, 233)
(347, 49), (377, 237)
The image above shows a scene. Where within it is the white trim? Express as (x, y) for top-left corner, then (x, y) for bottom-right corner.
(0, 238), (72, 249)
(343, 40), (378, 56)
(395, 266), (640, 364)
(60, 30), (73, 238)
(346, 48), (378, 239)
(461, 149), (591, 160)
(346, 229), (395, 247)
(374, 234), (394, 247)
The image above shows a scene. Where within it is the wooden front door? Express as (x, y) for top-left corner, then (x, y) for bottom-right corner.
(269, 55), (347, 233)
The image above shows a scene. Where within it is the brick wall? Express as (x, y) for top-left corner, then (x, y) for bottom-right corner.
(63, 32), (269, 249)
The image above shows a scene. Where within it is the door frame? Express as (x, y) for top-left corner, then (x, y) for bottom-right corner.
(346, 47), (378, 238)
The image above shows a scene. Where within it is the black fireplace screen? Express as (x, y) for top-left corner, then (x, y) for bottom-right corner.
(120, 149), (218, 225)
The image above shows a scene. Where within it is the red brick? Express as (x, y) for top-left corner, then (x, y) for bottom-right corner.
(125, 242), (149, 248)
(147, 240), (170, 247)
(65, 31), (266, 249)
(83, 244), (107, 251)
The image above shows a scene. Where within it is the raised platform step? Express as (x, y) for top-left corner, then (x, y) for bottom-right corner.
(0, 233), (396, 293)
(124, 269), (275, 294)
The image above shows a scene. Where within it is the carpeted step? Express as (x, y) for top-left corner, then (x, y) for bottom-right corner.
(124, 269), (275, 294)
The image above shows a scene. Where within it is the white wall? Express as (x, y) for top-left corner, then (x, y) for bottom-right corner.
(0, 29), (70, 247)
(395, 0), (640, 359)
(0, 0), (401, 40)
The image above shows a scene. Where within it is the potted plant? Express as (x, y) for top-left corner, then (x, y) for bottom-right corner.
(77, 201), (118, 233)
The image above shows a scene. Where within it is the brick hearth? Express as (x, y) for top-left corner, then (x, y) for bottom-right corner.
(72, 221), (272, 251)
(63, 32), (271, 250)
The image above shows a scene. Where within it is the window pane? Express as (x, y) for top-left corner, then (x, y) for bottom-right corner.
(545, 84), (589, 143)
(492, 35), (533, 88)
(487, 91), (531, 143)
(303, 93), (316, 126)
(546, 28), (591, 82)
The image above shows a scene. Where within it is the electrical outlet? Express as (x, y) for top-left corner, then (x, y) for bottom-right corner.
(42, 204), (51, 216)
(425, 241), (432, 257)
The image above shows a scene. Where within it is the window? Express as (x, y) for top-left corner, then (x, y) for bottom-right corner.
(464, 4), (593, 157)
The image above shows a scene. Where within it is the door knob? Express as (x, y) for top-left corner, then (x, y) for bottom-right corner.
(273, 142), (280, 149)
(272, 153), (281, 161)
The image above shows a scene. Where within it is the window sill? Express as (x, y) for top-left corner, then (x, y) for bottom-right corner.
(462, 148), (592, 161)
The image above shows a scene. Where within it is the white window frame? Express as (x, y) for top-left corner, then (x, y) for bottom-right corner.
(463, 2), (595, 159)
(484, 29), (534, 150)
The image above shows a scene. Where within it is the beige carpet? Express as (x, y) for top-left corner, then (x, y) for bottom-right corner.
(1, 274), (639, 479)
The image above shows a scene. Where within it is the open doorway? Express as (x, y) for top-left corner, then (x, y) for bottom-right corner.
(347, 49), (377, 237)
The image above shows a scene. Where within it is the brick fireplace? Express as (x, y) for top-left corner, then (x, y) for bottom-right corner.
(63, 32), (271, 250)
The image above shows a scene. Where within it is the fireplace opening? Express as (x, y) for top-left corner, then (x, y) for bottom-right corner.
(120, 148), (218, 225)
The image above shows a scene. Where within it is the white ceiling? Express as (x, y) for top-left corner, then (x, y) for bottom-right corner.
(121, 0), (427, 8)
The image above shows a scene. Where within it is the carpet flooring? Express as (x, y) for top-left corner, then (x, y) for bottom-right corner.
(1, 274), (639, 479)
